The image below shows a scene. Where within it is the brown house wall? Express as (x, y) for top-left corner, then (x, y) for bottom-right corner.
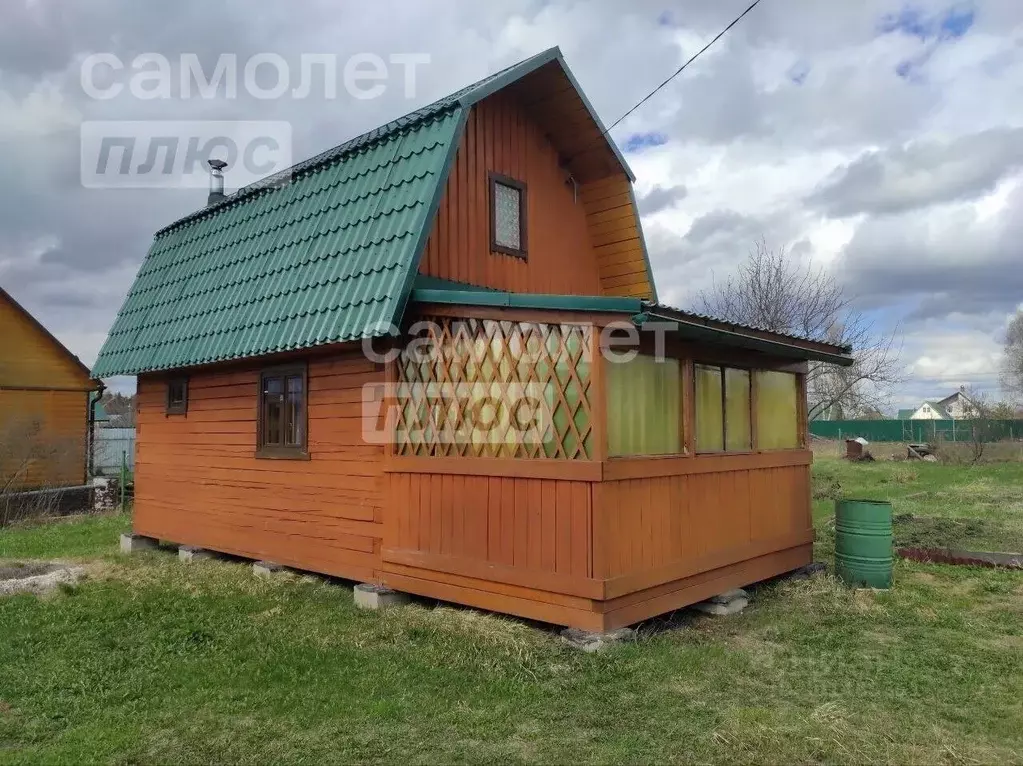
(381, 453), (812, 632)
(419, 90), (603, 295)
(134, 350), (386, 582)
(1, 290), (95, 490)
(132, 336), (813, 628)
(0, 389), (90, 490)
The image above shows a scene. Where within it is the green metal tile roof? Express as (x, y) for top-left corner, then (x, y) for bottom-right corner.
(92, 47), (640, 378)
(93, 107), (464, 377)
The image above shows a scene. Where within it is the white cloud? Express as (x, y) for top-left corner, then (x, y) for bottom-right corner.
(0, 0), (1022, 403)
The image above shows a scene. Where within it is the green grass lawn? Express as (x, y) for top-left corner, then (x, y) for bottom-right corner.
(812, 451), (1023, 553)
(0, 461), (1021, 764)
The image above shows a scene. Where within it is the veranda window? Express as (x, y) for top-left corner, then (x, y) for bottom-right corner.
(756, 370), (800, 449)
(606, 354), (681, 456)
(695, 364), (752, 453)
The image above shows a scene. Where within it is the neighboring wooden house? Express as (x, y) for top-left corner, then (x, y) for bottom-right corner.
(0, 287), (100, 490)
(94, 48), (853, 631)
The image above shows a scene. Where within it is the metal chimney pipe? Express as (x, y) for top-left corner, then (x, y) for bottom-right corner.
(207, 159), (227, 206)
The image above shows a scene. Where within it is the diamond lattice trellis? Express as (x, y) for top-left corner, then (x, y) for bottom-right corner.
(395, 317), (593, 459)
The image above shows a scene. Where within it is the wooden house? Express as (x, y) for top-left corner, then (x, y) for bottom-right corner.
(0, 286), (99, 491)
(93, 48), (852, 632)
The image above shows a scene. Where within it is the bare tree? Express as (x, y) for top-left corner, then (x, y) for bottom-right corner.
(959, 386), (997, 464)
(696, 239), (903, 421)
(100, 391), (137, 427)
(1001, 310), (1023, 399)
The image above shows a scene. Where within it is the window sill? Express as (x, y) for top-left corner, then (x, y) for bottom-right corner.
(607, 452), (691, 461)
(603, 450), (812, 480)
(254, 449), (311, 461)
(491, 245), (527, 260)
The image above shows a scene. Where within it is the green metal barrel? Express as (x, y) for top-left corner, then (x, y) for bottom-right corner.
(834, 499), (893, 588)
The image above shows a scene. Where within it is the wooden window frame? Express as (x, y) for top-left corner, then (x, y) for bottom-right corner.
(256, 362), (309, 460)
(166, 376), (188, 415)
(489, 172), (528, 259)
(694, 362), (754, 455)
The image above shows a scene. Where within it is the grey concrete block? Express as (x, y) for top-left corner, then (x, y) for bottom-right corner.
(353, 583), (410, 610)
(253, 561), (285, 578)
(709, 588), (749, 605)
(561, 627), (637, 652)
(693, 597), (749, 616)
(178, 545), (215, 563)
(119, 533), (159, 554)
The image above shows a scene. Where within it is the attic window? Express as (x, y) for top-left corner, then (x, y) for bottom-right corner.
(166, 377), (188, 415)
(490, 173), (527, 258)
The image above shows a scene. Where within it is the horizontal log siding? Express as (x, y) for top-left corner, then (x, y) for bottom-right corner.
(0, 389), (89, 489)
(134, 353), (386, 582)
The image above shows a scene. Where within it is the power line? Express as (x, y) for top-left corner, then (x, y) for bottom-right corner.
(605, 0), (765, 135)
(569, 0), (765, 164)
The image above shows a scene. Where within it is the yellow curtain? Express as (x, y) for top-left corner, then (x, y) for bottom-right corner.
(725, 367), (752, 451)
(695, 364), (724, 452)
(607, 355), (681, 456)
(756, 370), (799, 449)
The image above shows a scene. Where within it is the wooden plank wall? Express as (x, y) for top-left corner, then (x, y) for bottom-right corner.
(0, 291), (92, 389)
(596, 462), (812, 582)
(419, 90), (602, 295)
(580, 174), (655, 299)
(384, 474), (590, 577)
(0, 389), (88, 489)
(134, 352), (386, 582)
(381, 472), (600, 629)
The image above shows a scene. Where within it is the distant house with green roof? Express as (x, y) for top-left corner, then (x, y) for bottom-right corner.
(93, 47), (852, 632)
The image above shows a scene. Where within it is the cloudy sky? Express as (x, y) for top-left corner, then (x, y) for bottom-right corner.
(1, 0), (1021, 410)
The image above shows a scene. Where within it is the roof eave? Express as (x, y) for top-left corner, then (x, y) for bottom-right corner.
(643, 309), (855, 367)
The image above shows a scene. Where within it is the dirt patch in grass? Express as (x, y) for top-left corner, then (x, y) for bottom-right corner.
(0, 562), (61, 580)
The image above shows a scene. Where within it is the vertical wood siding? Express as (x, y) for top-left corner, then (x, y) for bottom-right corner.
(595, 463), (812, 581)
(134, 353), (386, 582)
(419, 90), (602, 295)
(384, 474), (592, 579)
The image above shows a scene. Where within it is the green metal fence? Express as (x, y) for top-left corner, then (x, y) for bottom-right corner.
(810, 419), (1023, 443)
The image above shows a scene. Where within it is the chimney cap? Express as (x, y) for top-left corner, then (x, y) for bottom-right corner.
(207, 159), (228, 171)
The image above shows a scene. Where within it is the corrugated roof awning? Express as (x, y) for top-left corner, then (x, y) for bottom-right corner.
(410, 286), (855, 366)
